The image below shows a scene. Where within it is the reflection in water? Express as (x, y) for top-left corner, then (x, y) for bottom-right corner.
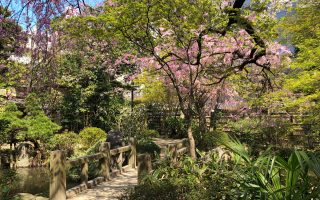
(14, 167), (50, 197)
(4, 167), (79, 197)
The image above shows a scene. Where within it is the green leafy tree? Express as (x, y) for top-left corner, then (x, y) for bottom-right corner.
(57, 53), (124, 132)
(0, 6), (27, 92)
(0, 6), (26, 60)
(0, 103), (25, 146)
(0, 97), (60, 149)
(134, 70), (172, 105)
(278, 0), (320, 135)
(91, 0), (290, 158)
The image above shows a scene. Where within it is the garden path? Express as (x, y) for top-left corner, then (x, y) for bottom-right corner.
(68, 169), (137, 200)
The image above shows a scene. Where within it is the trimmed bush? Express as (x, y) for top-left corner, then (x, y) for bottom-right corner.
(48, 132), (79, 157)
(78, 127), (106, 150)
(137, 138), (161, 158)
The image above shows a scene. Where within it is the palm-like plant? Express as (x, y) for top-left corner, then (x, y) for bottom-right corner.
(216, 133), (320, 200)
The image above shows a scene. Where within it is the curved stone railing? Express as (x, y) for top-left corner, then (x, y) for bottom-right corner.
(49, 138), (136, 200)
(137, 138), (189, 183)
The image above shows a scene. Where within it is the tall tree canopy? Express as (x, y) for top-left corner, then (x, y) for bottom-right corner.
(279, 0), (320, 134)
(76, 0), (291, 158)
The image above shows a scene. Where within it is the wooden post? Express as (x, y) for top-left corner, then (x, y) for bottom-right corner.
(129, 137), (137, 168)
(80, 158), (88, 185)
(138, 154), (152, 183)
(99, 142), (111, 180)
(50, 151), (66, 200)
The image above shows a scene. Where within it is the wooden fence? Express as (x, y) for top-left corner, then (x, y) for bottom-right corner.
(49, 138), (136, 200)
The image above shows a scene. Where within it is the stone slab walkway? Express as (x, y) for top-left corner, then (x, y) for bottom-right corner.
(68, 169), (137, 200)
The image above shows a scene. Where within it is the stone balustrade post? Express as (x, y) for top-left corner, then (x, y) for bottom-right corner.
(81, 158), (89, 185)
(168, 144), (177, 163)
(99, 142), (111, 181)
(118, 152), (123, 173)
(129, 137), (137, 168)
(138, 154), (152, 184)
(50, 150), (66, 200)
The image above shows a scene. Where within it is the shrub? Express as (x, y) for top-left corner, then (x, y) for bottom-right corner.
(227, 116), (293, 151)
(164, 116), (187, 138)
(137, 138), (161, 158)
(78, 127), (106, 150)
(196, 130), (221, 151)
(121, 134), (320, 200)
(48, 131), (79, 157)
(116, 105), (148, 139)
(0, 169), (19, 200)
(119, 179), (192, 200)
(142, 129), (159, 138)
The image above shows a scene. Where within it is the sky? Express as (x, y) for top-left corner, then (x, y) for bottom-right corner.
(1, 0), (104, 29)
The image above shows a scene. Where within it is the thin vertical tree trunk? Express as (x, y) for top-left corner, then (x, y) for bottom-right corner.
(185, 116), (196, 159)
(198, 112), (207, 138)
(187, 125), (196, 159)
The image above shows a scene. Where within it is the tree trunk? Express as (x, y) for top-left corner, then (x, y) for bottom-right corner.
(198, 113), (207, 137)
(186, 117), (196, 159)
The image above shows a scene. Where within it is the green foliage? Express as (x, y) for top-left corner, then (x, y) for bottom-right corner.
(134, 70), (170, 105)
(78, 127), (106, 150)
(85, 140), (104, 155)
(0, 101), (60, 147)
(216, 133), (320, 199)
(119, 179), (194, 200)
(302, 104), (320, 136)
(24, 93), (42, 116)
(121, 149), (240, 200)
(48, 131), (79, 157)
(0, 60), (27, 88)
(0, 6), (26, 60)
(227, 116), (293, 150)
(195, 129), (222, 151)
(0, 169), (19, 200)
(23, 112), (61, 142)
(0, 103), (25, 144)
(123, 133), (320, 199)
(164, 117), (187, 138)
(116, 105), (149, 139)
(271, 0), (320, 134)
(57, 53), (124, 132)
(136, 138), (161, 158)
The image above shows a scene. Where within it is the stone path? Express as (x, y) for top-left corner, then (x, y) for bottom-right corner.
(68, 169), (137, 200)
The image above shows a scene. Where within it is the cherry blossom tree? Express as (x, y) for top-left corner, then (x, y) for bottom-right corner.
(99, 0), (292, 158)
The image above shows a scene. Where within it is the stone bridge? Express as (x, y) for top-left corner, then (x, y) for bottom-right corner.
(47, 138), (189, 200)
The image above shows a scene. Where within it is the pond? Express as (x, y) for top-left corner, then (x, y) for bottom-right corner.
(2, 167), (79, 197)
(13, 167), (50, 197)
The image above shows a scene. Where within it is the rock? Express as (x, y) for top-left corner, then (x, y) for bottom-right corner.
(66, 189), (77, 198)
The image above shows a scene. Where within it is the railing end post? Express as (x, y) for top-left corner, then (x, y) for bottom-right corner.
(50, 150), (66, 200)
(129, 137), (137, 169)
(137, 153), (152, 184)
(99, 142), (111, 180)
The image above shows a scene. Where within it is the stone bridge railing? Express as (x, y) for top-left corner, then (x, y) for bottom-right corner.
(137, 138), (189, 183)
(49, 138), (136, 200)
